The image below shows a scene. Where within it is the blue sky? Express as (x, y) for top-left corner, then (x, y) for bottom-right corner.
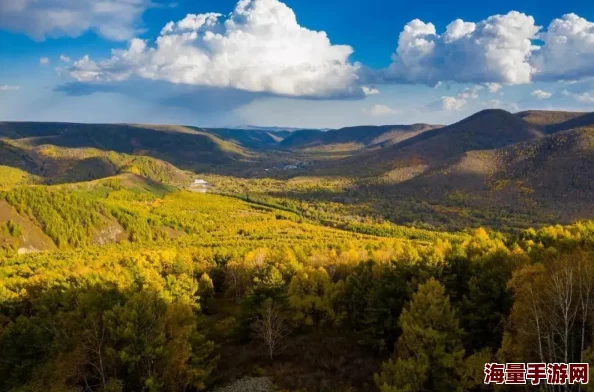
(1, 0), (593, 128)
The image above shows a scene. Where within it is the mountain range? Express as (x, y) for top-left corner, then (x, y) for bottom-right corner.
(2, 108), (594, 230)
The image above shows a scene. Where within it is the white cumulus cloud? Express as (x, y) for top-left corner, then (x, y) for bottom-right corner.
(458, 85), (483, 100)
(60, 55), (72, 63)
(66, 0), (360, 98)
(530, 89), (552, 99)
(385, 11), (540, 86)
(532, 14), (594, 81)
(382, 12), (594, 87)
(39, 57), (50, 65)
(0, 0), (152, 41)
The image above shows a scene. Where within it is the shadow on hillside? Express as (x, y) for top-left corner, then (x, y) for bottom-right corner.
(0, 122), (258, 174)
(0, 139), (176, 189)
(548, 112), (594, 133)
(261, 168), (569, 231)
(1, 139), (108, 184)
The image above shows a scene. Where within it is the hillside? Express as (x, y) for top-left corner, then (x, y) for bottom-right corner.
(387, 109), (542, 159)
(219, 108), (594, 231)
(279, 129), (326, 149)
(319, 109), (543, 176)
(517, 110), (588, 128)
(0, 137), (191, 186)
(280, 124), (439, 151)
(373, 126), (594, 227)
(0, 171), (457, 257)
(0, 122), (263, 170)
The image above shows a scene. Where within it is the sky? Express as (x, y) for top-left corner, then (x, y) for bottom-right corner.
(0, 0), (594, 128)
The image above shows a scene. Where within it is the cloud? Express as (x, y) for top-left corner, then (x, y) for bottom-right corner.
(65, 0), (361, 98)
(365, 104), (399, 116)
(575, 93), (594, 103)
(0, 85), (20, 91)
(562, 89), (594, 103)
(362, 86), (380, 96)
(381, 12), (594, 87)
(0, 0), (153, 41)
(384, 12), (540, 86)
(427, 85), (483, 111)
(484, 83), (502, 93)
(531, 89), (552, 99)
(458, 85), (483, 100)
(39, 57), (50, 65)
(532, 14), (594, 82)
(60, 55), (72, 63)
(437, 96), (467, 111)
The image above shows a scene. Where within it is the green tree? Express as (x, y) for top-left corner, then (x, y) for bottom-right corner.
(375, 278), (465, 392)
(197, 273), (215, 313)
(288, 267), (334, 327)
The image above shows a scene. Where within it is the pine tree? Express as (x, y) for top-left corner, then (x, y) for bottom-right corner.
(375, 278), (465, 392)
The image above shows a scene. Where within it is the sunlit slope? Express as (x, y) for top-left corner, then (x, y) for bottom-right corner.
(0, 174), (467, 258)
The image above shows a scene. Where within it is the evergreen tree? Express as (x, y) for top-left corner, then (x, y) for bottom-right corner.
(375, 278), (465, 392)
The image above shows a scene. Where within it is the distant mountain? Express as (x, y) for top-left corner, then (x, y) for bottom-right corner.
(0, 122), (255, 170)
(394, 109), (543, 158)
(280, 123), (440, 151)
(322, 109), (543, 176)
(202, 127), (288, 149)
(279, 129), (326, 149)
(3, 108), (594, 225)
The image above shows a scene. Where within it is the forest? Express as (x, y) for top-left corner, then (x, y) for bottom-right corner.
(2, 110), (594, 391)
(1, 176), (594, 391)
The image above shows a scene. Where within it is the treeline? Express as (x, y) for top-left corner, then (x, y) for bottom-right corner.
(2, 222), (594, 390)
